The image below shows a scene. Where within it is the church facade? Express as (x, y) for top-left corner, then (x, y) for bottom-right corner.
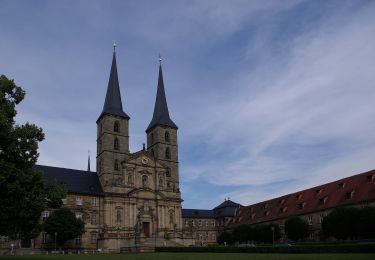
(35, 49), (193, 251)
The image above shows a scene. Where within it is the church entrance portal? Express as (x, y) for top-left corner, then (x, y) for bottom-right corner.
(142, 222), (150, 237)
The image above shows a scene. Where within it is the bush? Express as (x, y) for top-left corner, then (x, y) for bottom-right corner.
(285, 217), (311, 241)
(156, 243), (375, 253)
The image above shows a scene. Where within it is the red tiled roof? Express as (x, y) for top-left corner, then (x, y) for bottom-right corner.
(229, 169), (375, 226)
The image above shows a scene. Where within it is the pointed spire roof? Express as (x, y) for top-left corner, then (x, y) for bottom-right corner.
(97, 48), (129, 122)
(146, 61), (177, 132)
(87, 151), (91, 172)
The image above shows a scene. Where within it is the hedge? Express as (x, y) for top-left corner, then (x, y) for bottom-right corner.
(156, 244), (375, 253)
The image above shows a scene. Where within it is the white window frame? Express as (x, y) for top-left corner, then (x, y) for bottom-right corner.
(76, 196), (83, 206)
(91, 197), (97, 206)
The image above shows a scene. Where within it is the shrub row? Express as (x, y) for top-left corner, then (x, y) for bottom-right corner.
(156, 244), (375, 254)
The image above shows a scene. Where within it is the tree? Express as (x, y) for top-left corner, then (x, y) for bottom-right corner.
(322, 207), (360, 239)
(322, 206), (374, 240)
(0, 75), (66, 239)
(285, 217), (311, 241)
(217, 230), (234, 245)
(43, 208), (85, 247)
(358, 206), (375, 239)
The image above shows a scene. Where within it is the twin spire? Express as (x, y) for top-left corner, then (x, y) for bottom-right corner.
(97, 46), (130, 122)
(98, 44), (177, 132)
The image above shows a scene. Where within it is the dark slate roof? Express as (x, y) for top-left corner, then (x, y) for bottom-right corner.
(182, 209), (214, 218)
(214, 200), (242, 210)
(146, 64), (177, 132)
(97, 51), (130, 122)
(35, 165), (103, 195)
(213, 200), (242, 218)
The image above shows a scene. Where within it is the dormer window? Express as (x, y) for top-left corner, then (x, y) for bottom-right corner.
(114, 138), (119, 150)
(114, 121), (120, 133)
(165, 147), (171, 159)
(338, 182), (346, 189)
(346, 190), (354, 199)
(263, 203), (269, 209)
(298, 202), (306, 209)
(296, 194), (303, 200)
(319, 197), (328, 204)
(165, 131), (170, 142)
(316, 188), (323, 195)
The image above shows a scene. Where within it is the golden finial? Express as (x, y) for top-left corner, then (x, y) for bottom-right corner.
(113, 40), (117, 52)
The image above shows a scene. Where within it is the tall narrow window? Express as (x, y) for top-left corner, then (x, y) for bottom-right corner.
(114, 159), (119, 170)
(116, 210), (122, 223)
(151, 133), (154, 144)
(151, 149), (155, 157)
(114, 138), (119, 150)
(165, 147), (171, 159)
(165, 131), (170, 142)
(114, 121), (120, 132)
(91, 213), (97, 225)
(91, 197), (97, 206)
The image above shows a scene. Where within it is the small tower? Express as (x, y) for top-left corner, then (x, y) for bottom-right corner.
(96, 45), (130, 191)
(146, 58), (179, 188)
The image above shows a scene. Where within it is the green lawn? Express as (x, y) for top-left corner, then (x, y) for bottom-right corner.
(1, 253), (375, 260)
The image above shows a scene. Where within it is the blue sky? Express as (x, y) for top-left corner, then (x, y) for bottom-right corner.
(1, 0), (375, 209)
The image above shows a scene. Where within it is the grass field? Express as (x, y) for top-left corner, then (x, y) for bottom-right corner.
(1, 253), (375, 260)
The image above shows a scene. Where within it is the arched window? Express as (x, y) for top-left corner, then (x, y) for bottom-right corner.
(116, 210), (122, 223)
(114, 159), (119, 171)
(165, 131), (170, 142)
(165, 147), (170, 159)
(114, 138), (119, 150)
(142, 175), (148, 187)
(114, 121), (120, 133)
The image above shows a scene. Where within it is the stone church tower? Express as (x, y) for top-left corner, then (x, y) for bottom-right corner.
(95, 48), (188, 250)
(96, 50), (130, 192)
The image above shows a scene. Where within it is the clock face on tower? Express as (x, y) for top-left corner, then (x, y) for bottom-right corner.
(141, 157), (148, 165)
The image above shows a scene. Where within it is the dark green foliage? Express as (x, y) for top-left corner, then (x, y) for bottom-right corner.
(358, 206), (375, 238)
(218, 224), (281, 244)
(285, 217), (311, 241)
(43, 208), (85, 246)
(322, 206), (375, 239)
(217, 231), (234, 244)
(0, 75), (66, 239)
